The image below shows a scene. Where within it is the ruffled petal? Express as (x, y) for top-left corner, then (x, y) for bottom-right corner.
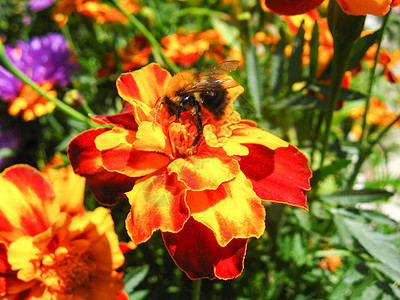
(239, 144), (311, 210)
(132, 121), (173, 157)
(186, 172), (265, 247)
(231, 124), (289, 150)
(89, 102), (138, 131)
(0, 165), (57, 240)
(261, 0), (325, 16)
(336, 0), (392, 16)
(116, 63), (171, 122)
(43, 165), (85, 215)
(125, 172), (189, 245)
(168, 156), (240, 191)
(163, 217), (248, 280)
(68, 128), (135, 205)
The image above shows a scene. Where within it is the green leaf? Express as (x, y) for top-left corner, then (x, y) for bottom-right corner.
(308, 20), (319, 83)
(308, 84), (365, 101)
(272, 95), (327, 110)
(329, 266), (363, 299)
(360, 210), (398, 225)
(123, 265), (150, 293)
(321, 189), (393, 206)
(314, 249), (352, 258)
(270, 33), (287, 97)
(369, 262), (400, 283)
(288, 21), (305, 88)
(291, 232), (305, 265)
(334, 215), (355, 250)
(245, 45), (263, 118)
(347, 30), (381, 71)
(293, 208), (311, 231)
(349, 275), (377, 300)
(342, 218), (400, 272)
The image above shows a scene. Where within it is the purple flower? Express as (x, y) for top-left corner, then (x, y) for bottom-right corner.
(0, 33), (78, 102)
(29, 0), (56, 12)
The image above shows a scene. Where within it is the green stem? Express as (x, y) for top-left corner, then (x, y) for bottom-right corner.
(192, 279), (202, 300)
(0, 40), (93, 125)
(347, 113), (400, 189)
(358, 12), (390, 149)
(110, 0), (179, 74)
(319, 42), (353, 168)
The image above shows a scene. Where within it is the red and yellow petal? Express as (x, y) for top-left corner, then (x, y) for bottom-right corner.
(116, 63), (171, 122)
(89, 103), (138, 131)
(186, 171), (265, 247)
(125, 172), (190, 245)
(239, 144), (311, 210)
(231, 124), (289, 150)
(168, 156), (240, 191)
(68, 128), (135, 205)
(162, 217), (248, 280)
(0, 165), (57, 241)
(261, 0), (325, 16)
(336, 0), (392, 16)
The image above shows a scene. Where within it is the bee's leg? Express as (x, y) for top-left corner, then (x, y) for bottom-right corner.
(173, 105), (183, 122)
(191, 103), (203, 148)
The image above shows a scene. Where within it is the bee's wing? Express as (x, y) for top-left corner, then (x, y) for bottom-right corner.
(181, 76), (240, 94)
(197, 60), (240, 76)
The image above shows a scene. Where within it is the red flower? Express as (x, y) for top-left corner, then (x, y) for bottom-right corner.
(68, 63), (312, 280)
(261, 0), (399, 16)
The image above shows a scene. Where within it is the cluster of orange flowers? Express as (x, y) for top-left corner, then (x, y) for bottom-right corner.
(161, 29), (243, 67)
(348, 97), (400, 139)
(52, 0), (140, 26)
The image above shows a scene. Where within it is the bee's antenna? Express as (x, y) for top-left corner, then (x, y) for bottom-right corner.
(154, 100), (164, 122)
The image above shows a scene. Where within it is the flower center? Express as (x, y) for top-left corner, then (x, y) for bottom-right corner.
(40, 251), (94, 294)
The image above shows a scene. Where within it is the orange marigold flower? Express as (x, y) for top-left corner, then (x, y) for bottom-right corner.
(348, 97), (400, 127)
(261, 0), (399, 16)
(318, 255), (343, 272)
(8, 82), (57, 122)
(98, 35), (152, 78)
(0, 165), (125, 299)
(67, 63), (312, 280)
(52, 0), (140, 27)
(161, 29), (243, 67)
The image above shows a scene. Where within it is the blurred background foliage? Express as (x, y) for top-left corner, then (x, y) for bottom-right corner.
(1, 0), (400, 299)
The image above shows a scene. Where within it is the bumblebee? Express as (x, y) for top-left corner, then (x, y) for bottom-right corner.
(156, 60), (240, 148)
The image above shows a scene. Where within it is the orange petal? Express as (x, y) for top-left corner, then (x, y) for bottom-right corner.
(261, 0), (325, 15)
(68, 128), (135, 205)
(186, 172), (265, 247)
(239, 144), (311, 210)
(43, 165), (85, 216)
(125, 172), (189, 245)
(116, 64), (171, 122)
(168, 156), (240, 191)
(163, 217), (248, 280)
(0, 165), (57, 241)
(336, 0), (391, 16)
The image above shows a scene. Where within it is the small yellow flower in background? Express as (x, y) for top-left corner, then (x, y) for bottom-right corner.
(8, 82), (57, 122)
(0, 165), (125, 299)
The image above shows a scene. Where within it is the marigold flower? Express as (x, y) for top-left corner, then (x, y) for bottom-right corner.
(52, 0), (140, 27)
(349, 97), (400, 127)
(0, 33), (77, 121)
(97, 35), (152, 78)
(161, 29), (243, 67)
(0, 165), (125, 299)
(67, 63), (312, 280)
(261, 0), (399, 16)
(318, 255), (342, 272)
